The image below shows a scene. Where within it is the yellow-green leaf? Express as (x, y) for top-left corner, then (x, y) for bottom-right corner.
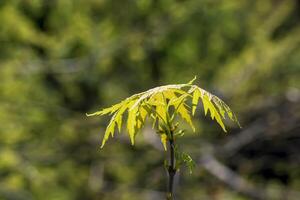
(160, 134), (168, 151)
(201, 94), (226, 132)
(136, 106), (148, 129)
(86, 102), (123, 116)
(101, 113), (117, 148)
(127, 105), (138, 145)
(187, 76), (197, 85)
(192, 88), (201, 115)
(177, 103), (195, 132)
(88, 77), (240, 148)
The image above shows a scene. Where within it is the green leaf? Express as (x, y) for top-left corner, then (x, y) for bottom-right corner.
(181, 152), (196, 174)
(174, 147), (195, 174)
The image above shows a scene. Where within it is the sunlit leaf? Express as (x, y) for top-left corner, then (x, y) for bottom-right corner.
(201, 92), (226, 132)
(100, 113), (117, 148)
(160, 134), (168, 151)
(88, 77), (240, 148)
(192, 88), (201, 115)
(176, 103), (195, 132)
(127, 103), (138, 145)
(136, 106), (148, 129)
(86, 102), (123, 116)
(187, 76), (197, 85)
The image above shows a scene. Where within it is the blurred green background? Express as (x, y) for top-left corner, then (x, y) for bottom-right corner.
(0, 0), (299, 199)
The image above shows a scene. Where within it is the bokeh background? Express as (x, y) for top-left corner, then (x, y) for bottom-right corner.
(0, 0), (300, 199)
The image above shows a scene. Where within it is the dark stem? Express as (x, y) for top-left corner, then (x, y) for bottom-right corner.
(167, 130), (176, 200)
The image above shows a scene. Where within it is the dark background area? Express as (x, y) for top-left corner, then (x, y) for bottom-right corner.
(0, 0), (299, 199)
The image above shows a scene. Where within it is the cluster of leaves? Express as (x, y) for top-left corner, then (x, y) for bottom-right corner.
(87, 77), (240, 149)
(174, 146), (196, 174)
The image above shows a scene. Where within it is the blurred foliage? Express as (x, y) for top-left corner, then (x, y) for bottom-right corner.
(0, 0), (299, 200)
